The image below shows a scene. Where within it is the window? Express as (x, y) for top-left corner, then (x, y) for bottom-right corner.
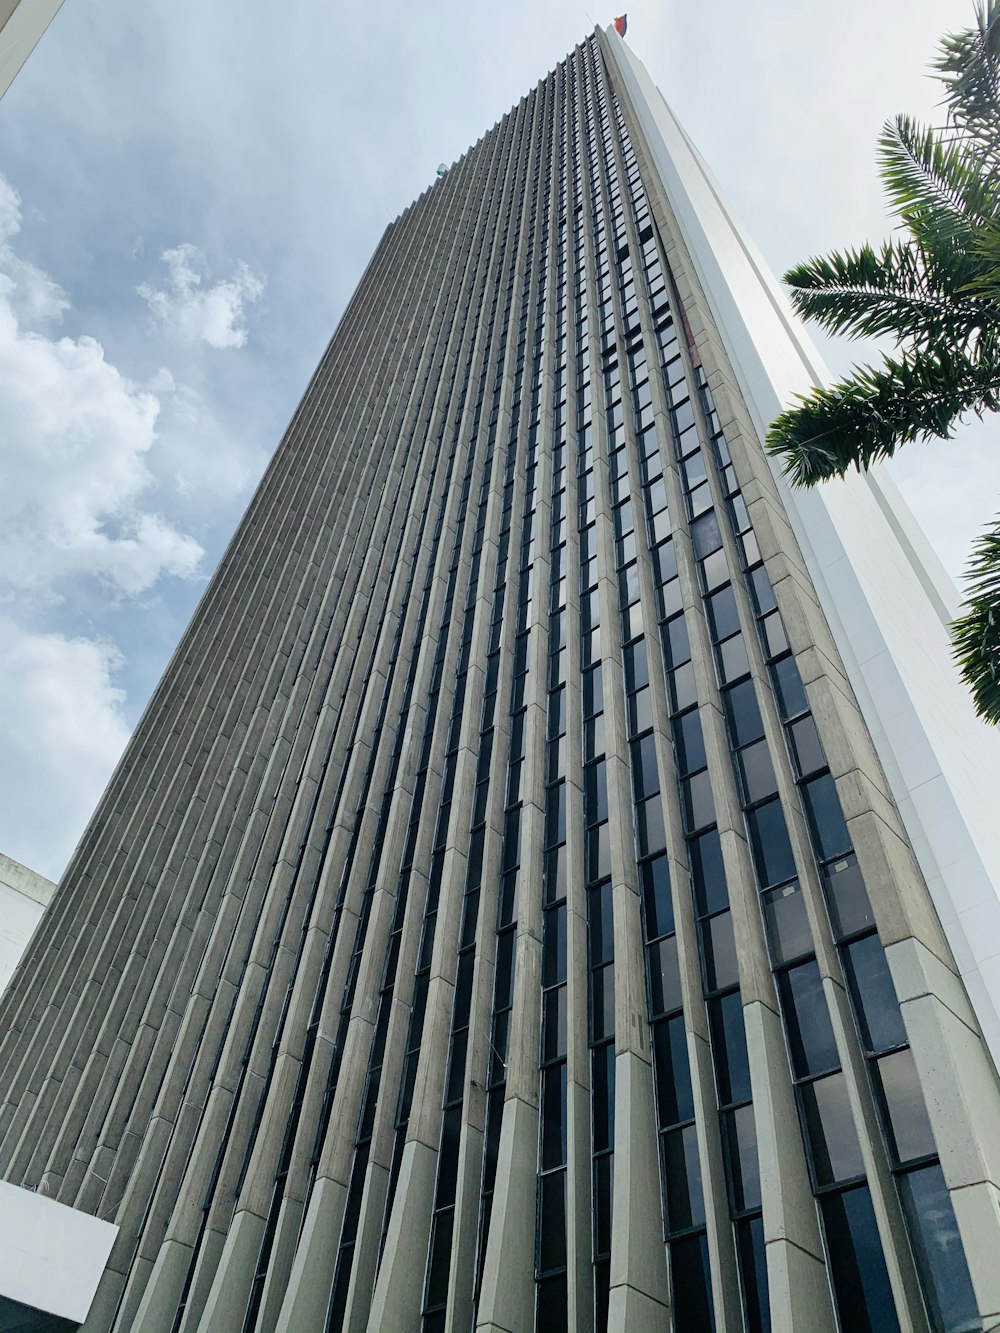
(899, 1165), (979, 1333)
(746, 799), (796, 889)
(844, 935), (907, 1055)
(801, 1073), (866, 1186)
(780, 960), (839, 1079)
(821, 1187), (900, 1333)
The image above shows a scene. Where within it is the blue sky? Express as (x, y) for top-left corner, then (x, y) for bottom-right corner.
(0, 0), (995, 879)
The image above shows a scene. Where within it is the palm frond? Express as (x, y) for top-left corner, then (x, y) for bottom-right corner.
(878, 115), (1000, 247)
(935, 0), (1000, 156)
(783, 240), (988, 347)
(766, 346), (1000, 484)
(952, 516), (1000, 723)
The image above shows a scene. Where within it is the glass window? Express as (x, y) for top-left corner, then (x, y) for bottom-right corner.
(638, 795), (667, 857)
(536, 1273), (568, 1333)
(538, 1171), (567, 1273)
(592, 1042), (615, 1153)
(823, 854), (874, 940)
(586, 760), (609, 825)
(642, 855), (674, 940)
(771, 654), (808, 720)
(747, 799), (797, 889)
(802, 774), (852, 862)
(702, 911), (739, 992)
(648, 935), (682, 1016)
(587, 824), (611, 884)
(899, 1163), (979, 1333)
(674, 709), (706, 776)
(654, 1015), (694, 1127)
(738, 740), (779, 805)
(589, 881), (614, 967)
(671, 1233), (715, 1333)
(780, 960), (839, 1079)
(724, 1103), (762, 1212)
(625, 638), (649, 692)
(541, 1063), (568, 1169)
(631, 735), (660, 800)
(725, 678), (765, 748)
(844, 935), (907, 1055)
(670, 661), (698, 713)
(801, 1072), (866, 1185)
(680, 766), (714, 834)
(591, 963), (615, 1042)
(710, 991), (752, 1106)
(691, 510), (723, 560)
(629, 686), (653, 735)
(690, 827), (727, 916)
(718, 632), (751, 684)
(737, 1216), (771, 1333)
(821, 1187), (900, 1333)
(877, 1049), (936, 1164)
(789, 716), (825, 778)
(707, 585), (741, 643)
(762, 881), (812, 964)
(664, 1124), (705, 1232)
(543, 906), (567, 988)
(543, 987), (567, 1064)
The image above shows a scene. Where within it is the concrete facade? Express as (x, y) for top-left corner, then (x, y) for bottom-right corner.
(0, 25), (998, 1333)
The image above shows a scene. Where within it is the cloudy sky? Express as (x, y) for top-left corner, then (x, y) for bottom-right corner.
(0, 0), (996, 880)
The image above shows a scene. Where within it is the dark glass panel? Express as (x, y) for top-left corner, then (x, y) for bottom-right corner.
(802, 774), (852, 862)
(543, 905), (568, 988)
(654, 1014), (694, 1127)
(738, 740), (779, 805)
(682, 770), (715, 834)
(670, 661), (698, 713)
(710, 991), (752, 1106)
(583, 664), (604, 717)
(546, 781), (567, 847)
(637, 796), (667, 857)
(748, 563), (778, 616)
(589, 881), (614, 967)
(823, 854), (874, 939)
(631, 734), (661, 799)
(674, 709), (706, 776)
(702, 910), (739, 993)
(707, 584), (741, 643)
(737, 1215), (772, 1333)
(761, 611), (789, 659)
(671, 1233), (716, 1333)
(591, 963), (615, 1042)
(544, 846), (566, 906)
(641, 854), (674, 940)
(770, 653), (808, 720)
(762, 881), (812, 964)
(497, 870), (518, 928)
(624, 638), (649, 691)
(665, 614), (691, 667)
(746, 798), (797, 889)
(664, 1124), (705, 1232)
(821, 1186), (900, 1333)
(725, 678), (765, 748)
(690, 827), (728, 917)
(801, 1072), (866, 1186)
(900, 1163), (979, 1333)
(691, 510), (723, 560)
(543, 986), (567, 1064)
(592, 1043), (616, 1153)
(789, 715), (825, 778)
(648, 935), (682, 1016)
(700, 545), (729, 592)
(877, 1049), (936, 1164)
(724, 1103), (762, 1212)
(541, 1064), (568, 1170)
(494, 931), (515, 1010)
(426, 1207), (454, 1309)
(536, 1273), (568, 1333)
(844, 935), (907, 1055)
(594, 1153), (614, 1258)
(585, 760), (609, 825)
(629, 686), (653, 735)
(780, 960), (839, 1078)
(584, 714), (606, 763)
(586, 823), (611, 884)
(538, 1172), (567, 1273)
(718, 632), (751, 684)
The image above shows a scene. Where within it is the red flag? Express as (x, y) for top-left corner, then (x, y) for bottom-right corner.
(613, 14), (627, 36)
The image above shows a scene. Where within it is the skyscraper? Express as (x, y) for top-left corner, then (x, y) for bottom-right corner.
(1, 22), (999, 1333)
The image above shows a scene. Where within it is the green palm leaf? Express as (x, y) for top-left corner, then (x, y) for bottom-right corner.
(953, 517), (1000, 722)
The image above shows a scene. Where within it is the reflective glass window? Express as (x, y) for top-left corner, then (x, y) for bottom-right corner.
(762, 881), (812, 964)
(747, 799), (797, 888)
(878, 1048), (935, 1164)
(845, 935), (907, 1055)
(900, 1164), (979, 1333)
(821, 1187), (900, 1333)
(801, 1072), (866, 1185)
(780, 960), (839, 1078)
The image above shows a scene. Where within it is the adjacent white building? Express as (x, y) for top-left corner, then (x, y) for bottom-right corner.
(0, 851), (53, 995)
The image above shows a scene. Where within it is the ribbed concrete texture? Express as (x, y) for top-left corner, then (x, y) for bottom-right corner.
(1, 26), (999, 1333)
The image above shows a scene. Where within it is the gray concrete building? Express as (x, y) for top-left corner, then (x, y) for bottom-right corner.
(1, 24), (1000, 1333)
(0, 0), (64, 100)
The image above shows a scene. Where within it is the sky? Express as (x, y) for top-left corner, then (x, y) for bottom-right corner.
(0, 0), (996, 881)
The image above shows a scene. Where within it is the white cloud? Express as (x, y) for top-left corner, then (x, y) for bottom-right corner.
(138, 243), (264, 349)
(0, 174), (203, 598)
(0, 616), (131, 880)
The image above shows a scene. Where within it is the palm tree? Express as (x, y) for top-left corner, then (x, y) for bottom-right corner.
(766, 1), (1000, 723)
